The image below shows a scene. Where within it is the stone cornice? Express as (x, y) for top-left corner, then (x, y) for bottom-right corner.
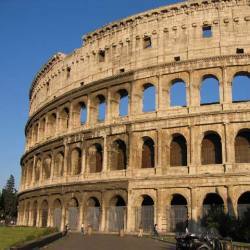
(82, 0), (247, 44)
(29, 53), (66, 100)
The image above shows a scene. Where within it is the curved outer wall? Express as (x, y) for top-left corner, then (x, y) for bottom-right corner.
(18, 0), (250, 233)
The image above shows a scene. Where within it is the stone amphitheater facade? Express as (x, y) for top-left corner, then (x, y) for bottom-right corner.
(17, 0), (250, 234)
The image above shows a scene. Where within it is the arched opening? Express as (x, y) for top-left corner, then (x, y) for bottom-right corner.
(39, 118), (46, 140)
(85, 197), (101, 231)
(143, 83), (156, 112)
(170, 134), (187, 166)
(47, 113), (57, 137)
(88, 144), (103, 173)
(33, 123), (39, 143)
(201, 132), (222, 165)
(235, 129), (250, 163)
(200, 75), (220, 105)
(68, 198), (79, 231)
(232, 72), (250, 102)
(54, 152), (64, 177)
(170, 79), (186, 107)
(42, 156), (52, 180)
(108, 195), (126, 232)
(80, 102), (87, 124)
(237, 192), (250, 219)
(170, 194), (188, 232)
(25, 202), (30, 226)
(32, 201), (38, 227)
(97, 95), (106, 121)
(136, 195), (154, 232)
(110, 139), (127, 170)
(35, 159), (41, 182)
(60, 107), (69, 131)
(53, 199), (62, 230)
(141, 137), (155, 168)
(71, 148), (82, 175)
(41, 200), (49, 227)
(203, 193), (224, 216)
(118, 89), (129, 117)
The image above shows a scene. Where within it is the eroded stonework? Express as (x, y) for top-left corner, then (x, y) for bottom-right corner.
(18, 0), (250, 233)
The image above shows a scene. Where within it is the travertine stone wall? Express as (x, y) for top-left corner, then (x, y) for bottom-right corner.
(18, 0), (250, 234)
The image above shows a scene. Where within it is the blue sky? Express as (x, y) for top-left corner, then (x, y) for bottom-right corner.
(0, 0), (183, 189)
(0, 0), (249, 189)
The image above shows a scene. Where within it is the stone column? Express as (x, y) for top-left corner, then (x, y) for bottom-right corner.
(32, 156), (36, 187)
(188, 126), (197, 174)
(189, 70), (199, 107)
(63, 143), (69, 180)
(190, 188), (200, 232)
(126, 190), (135, 233)
(227, 186), (237, 217)
(222, 67), (232, 104)
(102, 136), (108, 173)
(156, 190), (165, 233)
(156, 129), (162, 174)
(61, 204), (67, 231)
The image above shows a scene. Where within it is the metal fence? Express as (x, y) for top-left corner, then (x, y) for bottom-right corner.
(107, 206), (126, 232)
(170, 205), (188, 232)
(53, 208), (62, 230)
(85, 207), (100, 231)
(203, 205), (224, 217)
(238, 204), (250, 220)
(68, 207), (79, 231)
(135, 206), (154, 233)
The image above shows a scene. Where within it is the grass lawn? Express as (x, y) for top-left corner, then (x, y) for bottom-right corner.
(0, 226), (56, 250)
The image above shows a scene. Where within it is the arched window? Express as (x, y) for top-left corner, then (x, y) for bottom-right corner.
(170, 134), (187, 166)
(80, 103), (87, 124)
(48, 113), (57, 136)
(97, 95), (106, 121)
(170, 79), (186, 107)
(232, 72), (250, 102)
(235, 129), (250, 163)
(237, 192), (250, 219)
(68, 198), (79, 231)
(143, 83), (155, 112)
(42, 156), (52, 180)
(88, 144), (103, 173)
(71, 148), (82, 175)
(138, 195), (154, 232)
(32, 201), (38, 227)
(200, 75), (220, 105)
(41, 200), (49, 227)
(54, 152), (64, 177)
(33, 123), (39, 143)
(170, 194), (188, 232)
(60, 107), (69, 131)
(35, 159), (41, 182)
(201, 132), (222, 164)
(110, 140), (127, 170)
(108, 195), (126, 232)
(141, 137), (155, 168)
(85, 197), (101, 231)
(118, 89), (129, 117)
(39, 118), (46, 140)
(53, 199), (62, 230)
(203, 193), (224, 216)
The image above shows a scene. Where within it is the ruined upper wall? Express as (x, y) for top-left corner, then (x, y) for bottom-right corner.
(29, 0), (250, 116)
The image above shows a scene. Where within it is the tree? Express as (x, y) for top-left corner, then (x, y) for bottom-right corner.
(2, 175), (17, 223)
(0, 190), (4, 219)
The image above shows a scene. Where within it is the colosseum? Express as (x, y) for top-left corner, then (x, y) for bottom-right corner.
(17, 0), (250, 234)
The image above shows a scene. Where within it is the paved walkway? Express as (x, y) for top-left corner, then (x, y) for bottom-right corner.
(43, 233), (175, 250)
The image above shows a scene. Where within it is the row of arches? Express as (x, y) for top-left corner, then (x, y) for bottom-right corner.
(27, 72), (250, 148)
(22, 128), (250, 187)
(19, 191), (250, 233)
